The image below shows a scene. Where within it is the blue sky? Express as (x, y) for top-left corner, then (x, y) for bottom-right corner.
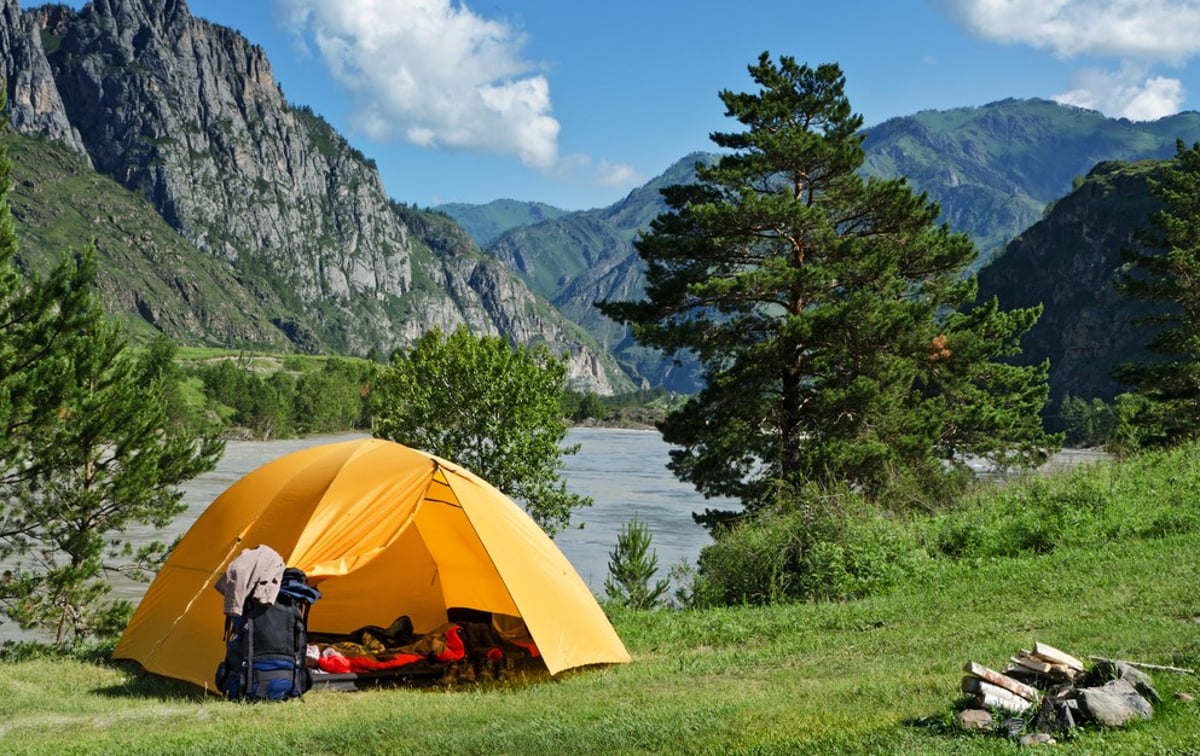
(57, 1), (1200, 210)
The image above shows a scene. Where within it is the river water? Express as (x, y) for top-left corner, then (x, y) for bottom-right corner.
(0, 430), (1106, 643)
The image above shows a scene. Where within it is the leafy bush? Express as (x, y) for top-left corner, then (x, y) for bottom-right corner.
(1109, 391), (1165, 457)
(687, 440), (1200, 608)
(689, 488), (923, 607)
(1059, 394), (1117, 447)
(562, 390), (609, 423)
(920, 441), (1200, 559)
(293, 358), (369, 433)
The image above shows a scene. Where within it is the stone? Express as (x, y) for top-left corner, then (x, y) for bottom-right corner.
(1088, 659), (1160, 704)
(956, 708), (993, 731)
(1079, 678), (1154, 727)
(1019, 732), (1056, 746)
(1033, 696), (1077, 734)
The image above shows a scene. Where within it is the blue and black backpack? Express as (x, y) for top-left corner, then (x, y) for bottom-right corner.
(216, 566), (322, 701)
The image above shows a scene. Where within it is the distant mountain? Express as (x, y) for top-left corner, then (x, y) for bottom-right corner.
(862, 98), (1200, 263)
(481, 153), (713, 390)
(447, 102), (1200, 391)
(435, 199), (569, 247)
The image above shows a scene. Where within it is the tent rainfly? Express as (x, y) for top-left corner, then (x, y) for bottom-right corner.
(113, 438), (631, 691)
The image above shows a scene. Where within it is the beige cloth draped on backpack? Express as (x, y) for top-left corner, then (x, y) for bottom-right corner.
(214, 544), (286, 616)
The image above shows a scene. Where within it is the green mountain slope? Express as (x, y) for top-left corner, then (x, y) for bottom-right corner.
(862, 98), (1200, 260)
(479, 154), (712, 390)
(6, 130), (292, 349)
(434, 199), (570, 247)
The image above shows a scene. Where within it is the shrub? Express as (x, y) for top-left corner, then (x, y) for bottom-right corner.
(1059, 394), (1117, 447)
(689, 487), (923, 607)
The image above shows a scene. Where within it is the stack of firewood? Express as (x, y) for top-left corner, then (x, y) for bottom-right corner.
(1007, 642), (1085, 683)
(961, 642), (1086, 713)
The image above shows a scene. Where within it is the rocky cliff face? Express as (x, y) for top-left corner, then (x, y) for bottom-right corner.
(0, 1), (84, 154)
(0, 0), (624, 393)
(976, 160), (1164, 411)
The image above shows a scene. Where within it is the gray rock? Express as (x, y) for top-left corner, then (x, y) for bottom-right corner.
(1089, 658), (1160, 704)
(956, 708), (993, 731)
(1079, 678), (1154, 727)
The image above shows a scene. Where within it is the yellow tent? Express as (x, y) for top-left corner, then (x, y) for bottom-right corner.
(113, 437), (631, 691)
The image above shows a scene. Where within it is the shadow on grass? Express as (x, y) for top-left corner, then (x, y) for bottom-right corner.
(95, 658), (556, 701)
(1, 639), (209, 701)
(92, 659), (213, 701)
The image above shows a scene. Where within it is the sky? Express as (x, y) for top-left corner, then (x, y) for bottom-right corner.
(55, 1), (1200, 210)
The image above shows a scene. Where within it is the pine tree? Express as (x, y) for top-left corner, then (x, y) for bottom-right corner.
(604, 516), (669, 610)
(1114, 140), (1200, 447)
(599, 54), (1056, 526)
(0, 94), (223, 644)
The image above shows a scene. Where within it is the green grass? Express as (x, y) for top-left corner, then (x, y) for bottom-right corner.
(5, 453), (1200, 753)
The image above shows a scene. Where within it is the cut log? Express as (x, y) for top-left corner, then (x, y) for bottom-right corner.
(1010, 654), (1055, 675)
(1033, 642), (1085, 672)
(962, 661), (1040, 702)
(1088, 656), (1195, 675)
(1011, 652), (1076, 679)
(962, 676), (1035, 714)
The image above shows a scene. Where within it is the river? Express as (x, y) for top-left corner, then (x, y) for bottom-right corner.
(1, 430), (1107, 643)
(137, 427), (715, 598)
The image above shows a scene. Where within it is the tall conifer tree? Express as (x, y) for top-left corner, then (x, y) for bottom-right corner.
(600, 54), (1056, 525)
(1114, 140), (1200, 447)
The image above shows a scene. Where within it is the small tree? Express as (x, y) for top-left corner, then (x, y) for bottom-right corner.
(1, 311), (224, 643)
(293, 358), (369, 434)
(371, 325), (590, 535)
(604, 515), (669, 610)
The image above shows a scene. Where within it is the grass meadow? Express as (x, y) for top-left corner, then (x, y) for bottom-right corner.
(4, 445), (1200, 754)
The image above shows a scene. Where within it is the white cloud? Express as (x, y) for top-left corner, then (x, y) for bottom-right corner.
(935, 0), (1200, 62)
(594, 160), (644, 189)
(528, 152), (643, 194)
(1054, 64), (1185, 120)
(935, 0), (1200, 119)
(276, 0), (561, 170)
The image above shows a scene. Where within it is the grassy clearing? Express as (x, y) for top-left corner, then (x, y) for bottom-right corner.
(5, 450), (1200, 753)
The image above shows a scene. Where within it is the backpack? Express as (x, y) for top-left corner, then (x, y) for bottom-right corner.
(216, 566), (322, 701)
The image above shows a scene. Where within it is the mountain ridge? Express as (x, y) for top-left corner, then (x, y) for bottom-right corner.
(7, 0), (1200, 402)
(441, 107), (1200, 390)
(0, 0), (630, 394)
